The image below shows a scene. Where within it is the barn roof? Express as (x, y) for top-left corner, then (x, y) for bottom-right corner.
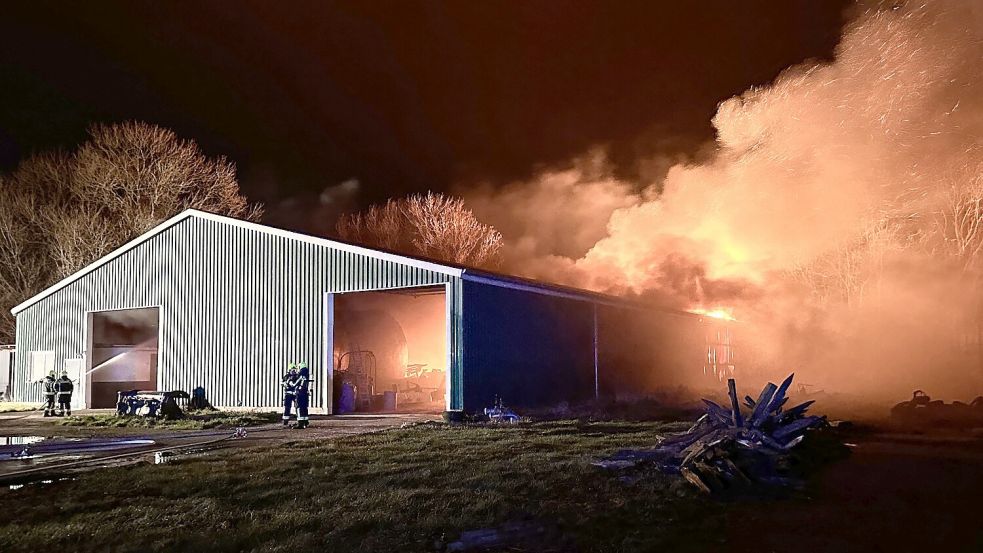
(11, 209), (696, 318)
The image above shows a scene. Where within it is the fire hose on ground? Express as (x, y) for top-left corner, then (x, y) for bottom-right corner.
(0, 426), (283, 484)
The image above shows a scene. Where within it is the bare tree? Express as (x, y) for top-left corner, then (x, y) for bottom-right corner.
(786, 213), (910, 308)
(0, 121), (262, 342)
(336, 192), (503, 267)
(403, 192), (504, 265)
(0, 175), (47, 344)
(935, 166), (983, 273)
(336, 200), (403, 251)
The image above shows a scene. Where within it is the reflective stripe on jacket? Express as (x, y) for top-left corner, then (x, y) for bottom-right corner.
(282, 374), (298, 395)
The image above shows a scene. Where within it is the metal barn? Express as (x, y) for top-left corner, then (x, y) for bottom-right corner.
(9, 209), (726, 414)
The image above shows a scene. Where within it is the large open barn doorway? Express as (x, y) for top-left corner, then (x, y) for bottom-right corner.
(331, 285), (448, 414)
(86, 307), (160, 408)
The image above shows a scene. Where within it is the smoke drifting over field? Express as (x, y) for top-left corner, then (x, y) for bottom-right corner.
(465, 1), (983, 401)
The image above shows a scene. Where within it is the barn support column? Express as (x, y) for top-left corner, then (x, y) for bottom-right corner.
(321, 292), (335, 415)
(593, 304), (599, 400)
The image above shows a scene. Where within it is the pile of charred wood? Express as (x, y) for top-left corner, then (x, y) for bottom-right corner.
(597, 374), (843, 494)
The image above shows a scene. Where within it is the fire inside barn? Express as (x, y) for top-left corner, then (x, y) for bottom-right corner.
(7, 209), (734, 415)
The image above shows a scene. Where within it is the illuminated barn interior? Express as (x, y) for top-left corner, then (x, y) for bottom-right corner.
(332, 286), (448, 413)
(86, 307), (160, 408)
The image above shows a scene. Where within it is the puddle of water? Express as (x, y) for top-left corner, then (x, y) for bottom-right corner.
(0, 437), (46, 461)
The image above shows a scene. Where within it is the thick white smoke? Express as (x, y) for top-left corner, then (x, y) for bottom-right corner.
(464, 1), (983, 403)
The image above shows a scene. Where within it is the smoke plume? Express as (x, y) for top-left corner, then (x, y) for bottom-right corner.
(464, 1), (983, 402)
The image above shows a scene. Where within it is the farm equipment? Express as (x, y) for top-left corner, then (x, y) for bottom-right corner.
(116, 390), (189, 419)
(891, 390), (983, 428)
(484, 397), (520, 423)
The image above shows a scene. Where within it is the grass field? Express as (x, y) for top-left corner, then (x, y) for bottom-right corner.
(0, 419), (726, 552)
(56, 410), (282, 430)
(0, 402), (39, 413)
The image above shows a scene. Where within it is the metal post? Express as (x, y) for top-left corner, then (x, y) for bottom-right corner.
(323, 292), (335, 415)
(593, 304), (599, 400)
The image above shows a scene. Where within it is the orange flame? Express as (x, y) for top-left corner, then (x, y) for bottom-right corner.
(688, 307), (736, 321)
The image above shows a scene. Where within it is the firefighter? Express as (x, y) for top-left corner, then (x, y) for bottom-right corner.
(281, 363), (299, 426)
(42, 371), (57, 417)
(295, 362), (310, 429)
(56, 371), (74, 416)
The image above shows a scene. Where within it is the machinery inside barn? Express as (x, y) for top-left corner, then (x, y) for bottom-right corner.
(332, 286), (448, 413)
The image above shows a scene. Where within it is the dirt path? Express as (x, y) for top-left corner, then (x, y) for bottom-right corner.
(0, 410), (438, 436)
(0, 412), (438, 481)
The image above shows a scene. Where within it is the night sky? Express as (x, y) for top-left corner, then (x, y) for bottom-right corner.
(1, 1), (849, 229)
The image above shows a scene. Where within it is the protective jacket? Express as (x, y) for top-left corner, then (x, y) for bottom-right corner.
(56, 376), (74, 416)
(281, 369), (299, 424)
(295, 366), (311, 427)
(42, 375), (57, 416)
(295, 367), (309, 394)
(282, 372), (298, 397)
(56, 377), (74, 396)
(42, 376), (57, 396)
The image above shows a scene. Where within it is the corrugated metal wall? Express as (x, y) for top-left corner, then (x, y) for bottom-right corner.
(459, 277), (716, 411)
(0, 347), (13, 399)
(12, 215), (464, 410)
(461, 281), (597, 410)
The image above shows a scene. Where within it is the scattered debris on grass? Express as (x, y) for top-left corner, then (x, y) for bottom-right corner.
(890, 390), (983, 429)
(484, 397), (520, 424)
(399, 419), (444, 429)
(595, 374), (849, 495)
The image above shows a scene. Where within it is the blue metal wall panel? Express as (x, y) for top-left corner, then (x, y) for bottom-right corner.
(12, 215), (464, 410)
(461, 280), (596, 410)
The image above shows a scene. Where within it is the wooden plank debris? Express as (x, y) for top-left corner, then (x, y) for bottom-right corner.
(728, 378), (744, 427)
(594, 374), (835, 495)
(748, 382), (778, 428)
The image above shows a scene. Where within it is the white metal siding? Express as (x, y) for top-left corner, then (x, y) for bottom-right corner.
(12, 216), (464, 410)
